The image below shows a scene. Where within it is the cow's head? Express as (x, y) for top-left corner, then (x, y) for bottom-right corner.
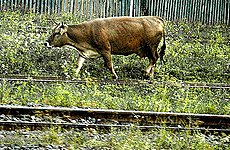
(45, 22), (68, 48)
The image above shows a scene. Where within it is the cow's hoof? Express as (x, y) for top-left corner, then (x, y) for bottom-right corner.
(112, 76), (118, 80)
(111, 74), (118, 80)
(143, 73), (151, 80)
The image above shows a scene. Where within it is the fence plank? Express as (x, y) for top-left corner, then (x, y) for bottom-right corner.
(0, 0), (229, 25)
(227, 0), (230, 25)
(0, 0), (2, 10)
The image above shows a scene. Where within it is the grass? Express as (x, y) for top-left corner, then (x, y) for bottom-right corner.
(1, 127), (229, 149)
(0, 11), (229, 149)
(1, 81), (229, 114)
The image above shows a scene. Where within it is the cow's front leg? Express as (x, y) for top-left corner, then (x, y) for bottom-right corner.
(102, 53), (118, 79)
(75, 56), (85, 76)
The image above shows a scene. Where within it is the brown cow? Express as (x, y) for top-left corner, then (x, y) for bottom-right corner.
(45, 16), (166, 79)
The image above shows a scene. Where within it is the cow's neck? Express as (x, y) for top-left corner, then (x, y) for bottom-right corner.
(65, 26), (100, 59)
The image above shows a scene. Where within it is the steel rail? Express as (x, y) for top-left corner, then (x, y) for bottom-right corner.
(0, 77), (229, 89)
(0, 105), (229, 133)
(0, 121), (229, 134)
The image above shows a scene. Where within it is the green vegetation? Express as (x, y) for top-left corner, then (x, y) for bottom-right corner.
(0, 11), (229, 149)
(0, 11), (229, 82)
(1, 127), (229, 149)
(0, 11), (229, 114)
(1, 81), (229, 114)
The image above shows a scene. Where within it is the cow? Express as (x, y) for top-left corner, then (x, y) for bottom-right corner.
(44, 16), (166, 79)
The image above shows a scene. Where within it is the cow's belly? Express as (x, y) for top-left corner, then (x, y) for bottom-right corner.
(110, 40), (142, 55)
(65, 45), (101, 59)
(111, 44), (150, 58)
(111, 48), (139, 55)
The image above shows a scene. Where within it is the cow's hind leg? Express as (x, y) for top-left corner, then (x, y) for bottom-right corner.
(101, 51), (118, 79)
(145, 46), (159, 78)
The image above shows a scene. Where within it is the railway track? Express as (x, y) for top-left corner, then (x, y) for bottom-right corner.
(0, 76), (230, 89)
(0, 105), (229, 134)
(1, 76), (229, 133)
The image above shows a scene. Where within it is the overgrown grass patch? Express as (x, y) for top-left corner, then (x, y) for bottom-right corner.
(0, 127), (229, 149)
(1, 81), (229, 114)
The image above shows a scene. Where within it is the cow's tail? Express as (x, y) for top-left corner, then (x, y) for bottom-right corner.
(159, 23), (166, 64)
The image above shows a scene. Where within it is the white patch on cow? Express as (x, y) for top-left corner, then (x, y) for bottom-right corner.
(65, 45), (100, 59)
(145, 64), (155, 77)
(146, 65), (153, 74)
(82, 49), (101, 58)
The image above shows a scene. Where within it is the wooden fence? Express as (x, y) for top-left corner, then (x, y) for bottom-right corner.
(0, 0), (229, 25)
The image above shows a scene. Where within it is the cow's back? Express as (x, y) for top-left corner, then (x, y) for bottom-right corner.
(84, 16), (164, 55)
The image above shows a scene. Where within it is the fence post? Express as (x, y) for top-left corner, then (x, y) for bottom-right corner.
(130, 0), (133, 17)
